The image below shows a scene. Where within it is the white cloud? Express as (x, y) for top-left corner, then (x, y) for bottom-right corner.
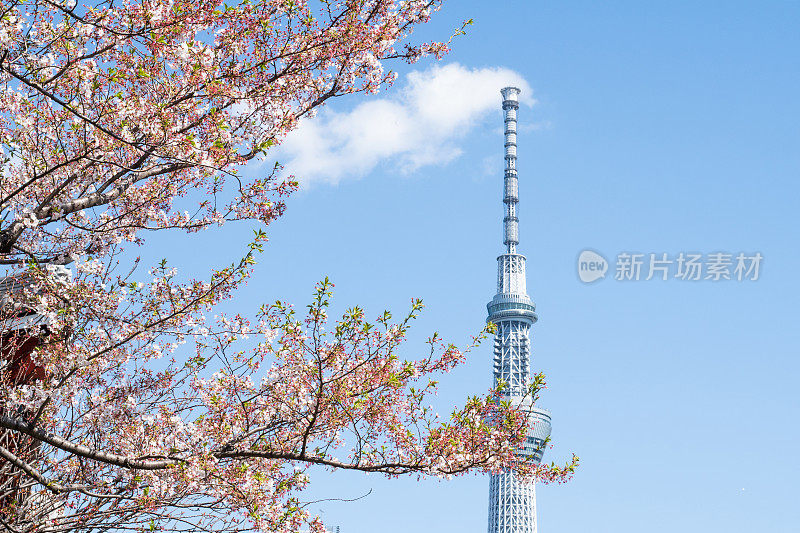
(273, 63), (533, 186)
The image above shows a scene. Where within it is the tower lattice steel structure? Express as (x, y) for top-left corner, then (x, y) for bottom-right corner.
(486, 87), (552, 533)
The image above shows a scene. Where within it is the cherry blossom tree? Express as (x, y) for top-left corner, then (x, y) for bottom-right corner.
(0, 0), (576, 531)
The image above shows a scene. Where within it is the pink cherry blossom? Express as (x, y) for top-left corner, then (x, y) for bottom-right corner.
(0, 1), (576, 531)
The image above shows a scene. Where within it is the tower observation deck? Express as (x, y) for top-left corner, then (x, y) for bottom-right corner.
(486, 87), (551, 533)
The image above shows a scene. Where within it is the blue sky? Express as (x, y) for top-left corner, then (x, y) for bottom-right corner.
(152, 2), (800, 532)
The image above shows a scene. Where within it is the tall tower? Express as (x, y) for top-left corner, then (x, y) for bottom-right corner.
(486, 87), (552, 533)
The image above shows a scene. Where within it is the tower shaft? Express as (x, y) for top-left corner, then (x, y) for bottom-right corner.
(486, 87), (551, 533)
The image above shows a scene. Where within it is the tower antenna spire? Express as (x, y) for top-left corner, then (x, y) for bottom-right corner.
(500, 86), (521, 254)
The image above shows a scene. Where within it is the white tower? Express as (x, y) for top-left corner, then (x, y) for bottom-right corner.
(486, 87), (551, 533)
